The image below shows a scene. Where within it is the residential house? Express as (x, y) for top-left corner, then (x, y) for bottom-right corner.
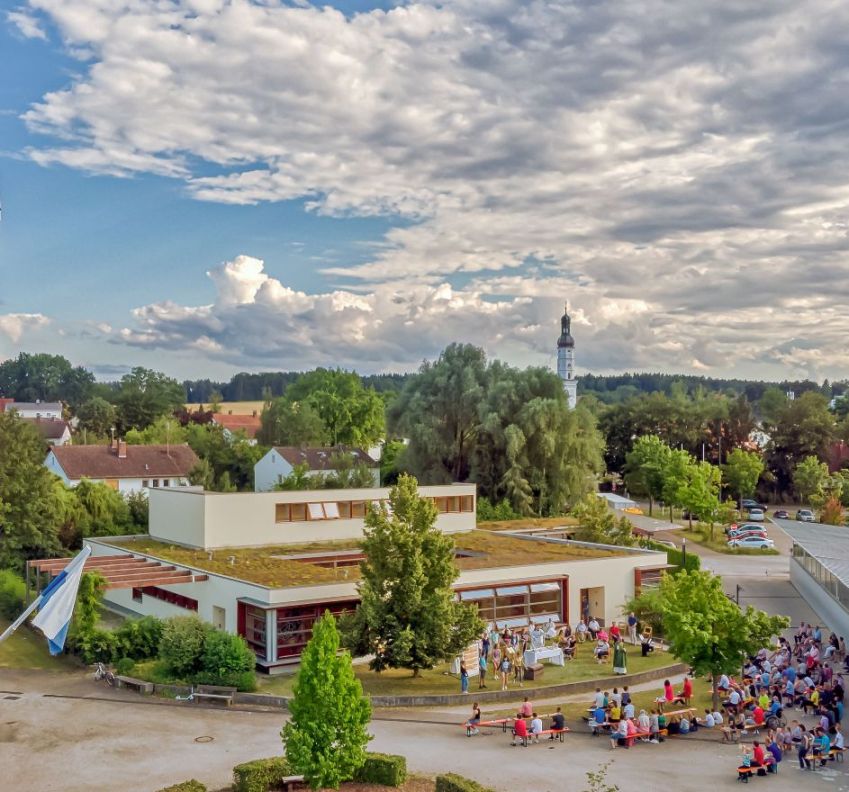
(46, 439), (199, 494)
(26, 417), (72, 447)
(211, 412), (261, 445)
(254, 446), (379, 491)
(3, 400), (63, 420)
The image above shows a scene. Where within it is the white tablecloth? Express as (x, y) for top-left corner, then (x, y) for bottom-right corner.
(524, 646), (565, 667)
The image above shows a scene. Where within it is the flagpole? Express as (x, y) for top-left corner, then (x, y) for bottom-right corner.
(0, 595), (44, 644)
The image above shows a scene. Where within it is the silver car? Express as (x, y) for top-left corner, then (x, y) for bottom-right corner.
(728, 535), (775, 550)
(746, 508), (765, 522)
(796, 509), (815, 522)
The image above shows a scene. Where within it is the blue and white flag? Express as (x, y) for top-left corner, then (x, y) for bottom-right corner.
(31, 546), (92, 655)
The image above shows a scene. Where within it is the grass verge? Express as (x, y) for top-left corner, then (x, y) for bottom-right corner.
(257, 645), (676, 698)
(0, 619), (72, 670)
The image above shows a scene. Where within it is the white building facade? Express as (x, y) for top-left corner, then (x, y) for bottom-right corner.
(254, 446), (380, 492)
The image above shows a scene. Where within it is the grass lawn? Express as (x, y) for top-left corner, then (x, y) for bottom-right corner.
(676, 528), (779, 555)
(0, 619), (73, 671)
(257, 645), (678, 698)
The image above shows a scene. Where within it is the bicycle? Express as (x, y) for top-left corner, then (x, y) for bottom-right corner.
(94, 662), (116, 686)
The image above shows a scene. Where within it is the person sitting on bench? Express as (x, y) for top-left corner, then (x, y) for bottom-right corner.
(594, 638), (610, 663)
(511, 717), (529, 746)
(549, 707), (565, 738)
(641, 632), (655, 657)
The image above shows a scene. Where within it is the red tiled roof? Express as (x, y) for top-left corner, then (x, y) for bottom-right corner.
(272, 445), (377, 470)
(212, 413), (261, 438)
(49, 444), (199, 480)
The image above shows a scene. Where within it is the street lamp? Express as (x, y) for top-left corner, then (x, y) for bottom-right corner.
(736, 584), (743, 606)
(681, 537), (687, 569)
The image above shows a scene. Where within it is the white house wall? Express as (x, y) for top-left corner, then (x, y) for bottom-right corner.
(254, 449), (380, 492)
(149, 485), (476, 549)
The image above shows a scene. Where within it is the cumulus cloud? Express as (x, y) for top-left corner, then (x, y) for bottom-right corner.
(7, 8), (47, 40)
(19, 0), (849, 377)
(0, 313), (50, 342)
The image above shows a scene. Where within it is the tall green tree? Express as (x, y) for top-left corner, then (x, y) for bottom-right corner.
(0, 412), (63, 566)
(287, 369), (385, 447)
(571, 495), (635, 546)
(624, 435), (672, 515)
(0, 352), (94, 408)
(257, 398), (329, 447)
(75, 396), (118, 438)
(185, 424), (263, 491)
(651, 569), (789, 709)
(341, 475), (483, 674)
(125, 415), (187, 446)
(388, 344), (486, 482)
(677, 460), (722, 533)
(73, 480), (132, 536)
(793, 456), (829, 504)
(283, 611), (372, 790)
(115, 367), (185, 431)
(722, 448), (765, 508)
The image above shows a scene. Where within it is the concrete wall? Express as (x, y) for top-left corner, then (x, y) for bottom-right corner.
(149, 484), (476, 549)
(790, 558), (846, 636)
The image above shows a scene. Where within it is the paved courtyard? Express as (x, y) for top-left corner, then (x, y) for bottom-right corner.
(1, 668), (847, 792)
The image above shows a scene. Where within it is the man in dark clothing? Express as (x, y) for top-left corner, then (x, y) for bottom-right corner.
(551, 707), (566, 733)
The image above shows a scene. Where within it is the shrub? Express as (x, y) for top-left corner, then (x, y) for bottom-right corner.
(115, 657), (136, 676)
(353, 753), (407, 786)
(197, 629), (256, 689)
(159, 616), (210, 677)
(156, 781), (206, 792)
(232, 757), (290, 792)
(0, 569), (26, 620)
(74, 628), (121, 664)
(435, 774), (496, 792)
(115, 615), (163, 660)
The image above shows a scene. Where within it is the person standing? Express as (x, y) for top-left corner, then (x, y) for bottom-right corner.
(460, 661), (469, 694)
(628, 612), (638, 645)
(613, 640), (628, 675)
(478, 653), (488, 689)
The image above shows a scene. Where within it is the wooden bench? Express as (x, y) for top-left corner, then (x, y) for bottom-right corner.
(829, 747), (845, 762)
(512, 727), (570, 746)
(463, 718), (511, 736)
(115, 676), (154, 695)
(735, 761), (775, 782)
(722, 723), (761, 743)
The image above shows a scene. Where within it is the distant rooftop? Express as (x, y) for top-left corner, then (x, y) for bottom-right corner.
(51, 443), (199, 479)
(4, 401), (62, 413)
(272, 445), (377, 470)
(106, 530), (624, 588)
(783, 521), (849, 589)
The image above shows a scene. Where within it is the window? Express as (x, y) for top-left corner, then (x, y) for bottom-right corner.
(244, 605), (267, 657)
(275, 504), (291, 523)
(323, 502), (340, 519)
(351, 501), (366, 518)
(290, 502), (307, 521)
(140, 586), (198, 611)
(337, 501), (352, 519)
(142, 480), (149, 488)
(163, 479), (170, 487)
(434, 497), (448, 513)
(460, 495), (474, 512)
(308, 502), (325, 520)
(152, 479), (160, 488)
(132, 587), (143, 603)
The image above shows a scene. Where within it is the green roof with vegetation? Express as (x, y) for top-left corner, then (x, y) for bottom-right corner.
(106, 529), (622, 588)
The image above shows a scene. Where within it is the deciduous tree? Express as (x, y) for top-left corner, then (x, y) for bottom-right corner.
(722, 449), (765, 508)
(650, 569), (788, 709)
(624, 435), (672, 516)
(793, 456), (829, 505)
(115, 367), (185, 431)
(283, 611), (371, 790)
(257, 398), (328, 447)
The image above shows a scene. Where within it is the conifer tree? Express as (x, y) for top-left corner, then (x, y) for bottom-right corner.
(342, 474), (483, 674)
(282, 611), (371, 789)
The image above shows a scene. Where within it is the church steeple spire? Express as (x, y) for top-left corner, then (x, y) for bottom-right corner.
(556, 302), (577, 408)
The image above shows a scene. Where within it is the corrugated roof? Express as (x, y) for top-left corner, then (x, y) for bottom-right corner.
(272, 446), (377, 470)
(782, 521), (849, 587)
(50, 444), (199, 479)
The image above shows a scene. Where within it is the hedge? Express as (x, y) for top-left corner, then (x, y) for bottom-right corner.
(354, 752), (407, 786)
(436, 774), (496, 792)
(156, 782), (206, 792)
(232, 757), (291, 792)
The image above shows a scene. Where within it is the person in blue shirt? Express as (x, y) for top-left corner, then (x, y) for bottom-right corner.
(816, 729), (830, 767)
(784, 665), (797, 683)
(591, 705), (606, 736)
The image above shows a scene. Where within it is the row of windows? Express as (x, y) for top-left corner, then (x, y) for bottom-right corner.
(275, 494), (474, 523)
(141, 478), (188, 489)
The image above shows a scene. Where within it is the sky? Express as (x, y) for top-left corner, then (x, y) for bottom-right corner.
(2, 1), (849, 383)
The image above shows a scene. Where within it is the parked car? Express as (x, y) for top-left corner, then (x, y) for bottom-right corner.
(746, 508), (766, 522)
(773, 509), (790, 519)
(742, 499), (767, 513)
(728, 529), (768, 541)
(728, 535), (775, 550)
(796, 509), (815, 522)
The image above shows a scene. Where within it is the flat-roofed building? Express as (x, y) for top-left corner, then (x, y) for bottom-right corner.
(35, 483), (668, 671)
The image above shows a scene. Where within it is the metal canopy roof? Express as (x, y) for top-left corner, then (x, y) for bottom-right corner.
(781, 522), (849, 587)
(28, 554), (208, 589)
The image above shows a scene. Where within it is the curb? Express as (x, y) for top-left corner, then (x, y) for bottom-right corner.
(141, 661), (687, 710)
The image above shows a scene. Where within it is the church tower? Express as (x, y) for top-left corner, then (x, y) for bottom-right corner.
(556, 302), (577, 409)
